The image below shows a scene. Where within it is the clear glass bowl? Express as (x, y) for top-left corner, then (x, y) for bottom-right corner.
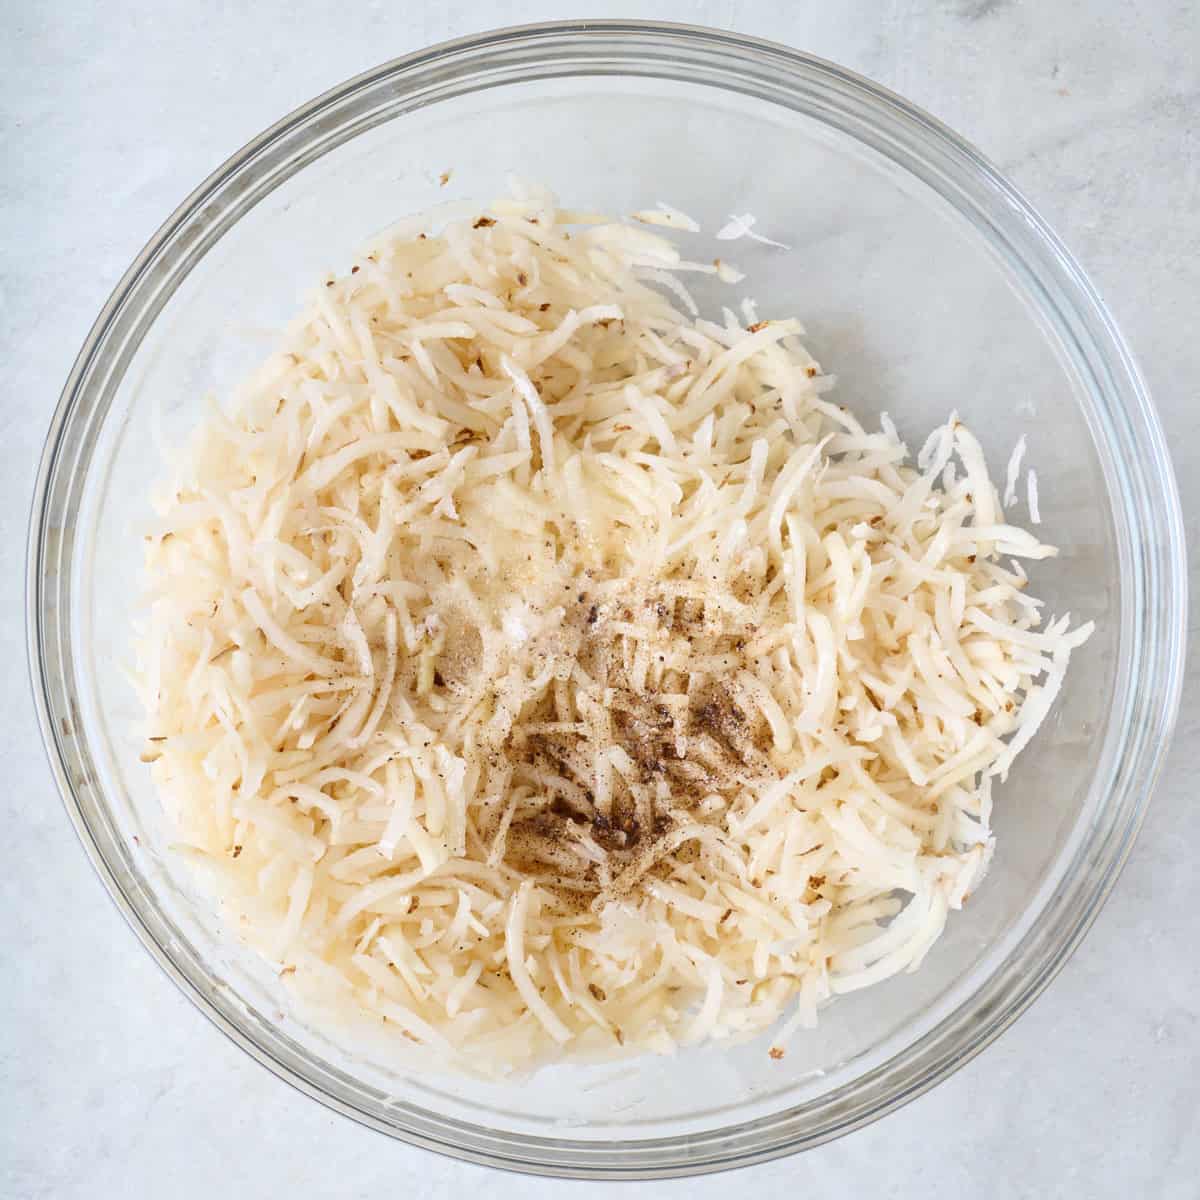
(28, 21), (1187, 1178)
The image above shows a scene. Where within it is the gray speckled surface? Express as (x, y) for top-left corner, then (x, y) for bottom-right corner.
(3, 3), (1197, 1197)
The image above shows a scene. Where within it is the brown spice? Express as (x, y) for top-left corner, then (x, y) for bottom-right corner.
(477, 583), (791, 903)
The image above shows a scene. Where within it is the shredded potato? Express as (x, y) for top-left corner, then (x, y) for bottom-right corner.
(137, 181), (1091, 1072)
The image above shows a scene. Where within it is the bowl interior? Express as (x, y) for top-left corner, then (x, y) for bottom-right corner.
(51, 40), (1129, 1171)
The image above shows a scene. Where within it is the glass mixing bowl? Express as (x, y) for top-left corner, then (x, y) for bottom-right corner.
(28, 20), (1186, 1179)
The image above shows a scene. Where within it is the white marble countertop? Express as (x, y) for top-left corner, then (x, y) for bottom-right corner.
(3, 2), (1197, 1197)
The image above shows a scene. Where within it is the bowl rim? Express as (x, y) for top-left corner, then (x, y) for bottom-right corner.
(26, 18), (1188, 1179)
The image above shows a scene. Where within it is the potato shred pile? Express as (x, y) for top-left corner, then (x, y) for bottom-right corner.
(138, 182), (1091, 1070)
